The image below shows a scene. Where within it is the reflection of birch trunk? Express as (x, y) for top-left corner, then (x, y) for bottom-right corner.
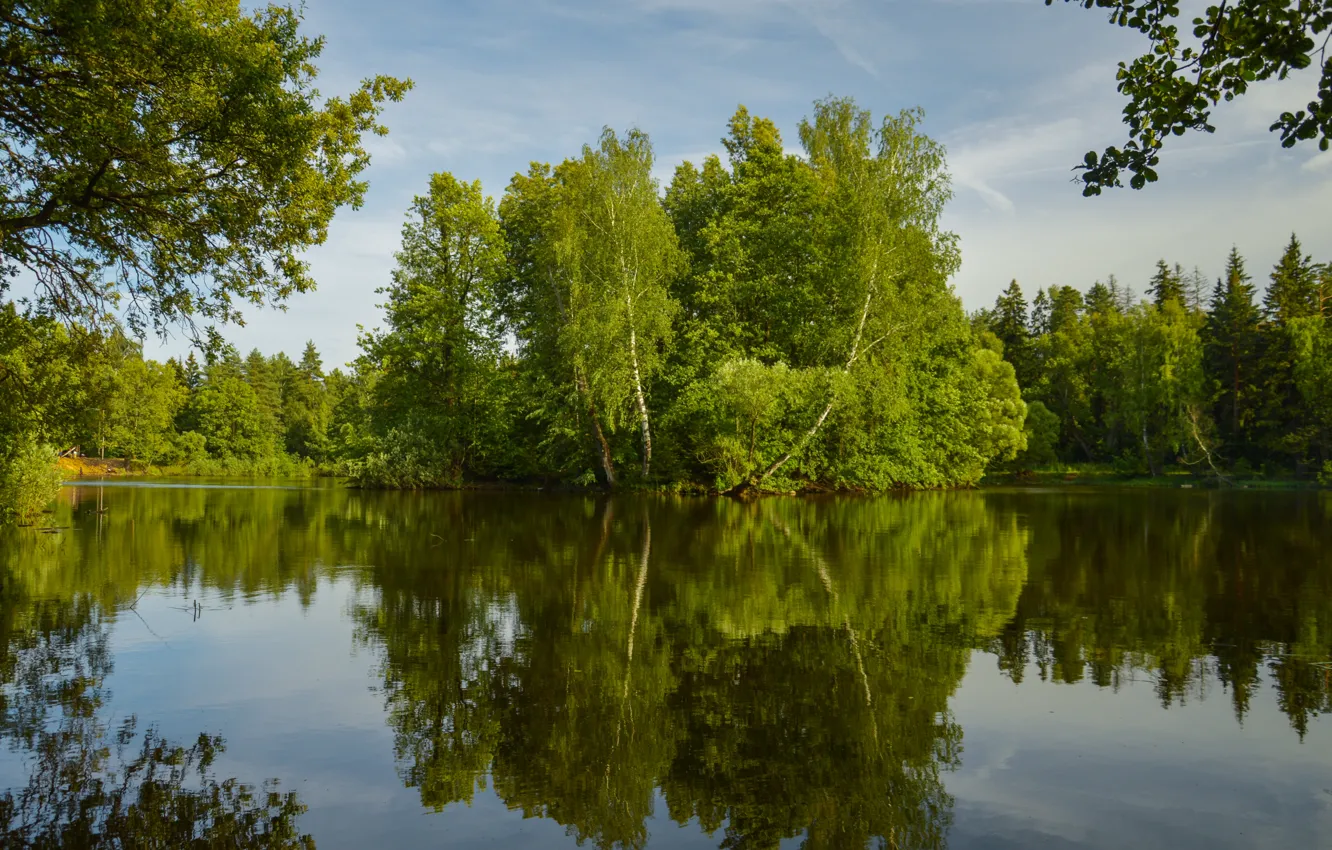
(625, 519), (650, 697)
(769, 512), (878, 742)
(607, 515), (651, 789)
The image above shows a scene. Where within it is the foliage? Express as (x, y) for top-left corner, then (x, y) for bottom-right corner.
(1051, 0), (1332, 193)
(356, 172), (510, 482)
(1017, 400), (1061, 467)
(0, 0), (412, 335)
(982, 234), (1332, 479)
(0, 438), (62, 524)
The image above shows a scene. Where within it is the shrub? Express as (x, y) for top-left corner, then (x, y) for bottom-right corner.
(0, 439), (63, 524)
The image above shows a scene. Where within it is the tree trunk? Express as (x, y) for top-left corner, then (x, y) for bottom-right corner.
(626, 294), (652, 479)
(576, 367), (616, 490)
(730, 290), (879, 495)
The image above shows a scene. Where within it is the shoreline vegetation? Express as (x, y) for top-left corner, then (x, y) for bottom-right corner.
(1, 4), (1329, 522)
(5, 99), (1331, 519)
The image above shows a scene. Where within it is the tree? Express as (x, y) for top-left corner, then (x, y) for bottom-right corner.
(1099, 301), (1209, 475)
(0, 0), (411, 335)
(284, 342), (331, 460)
(191, 372), (274, 460)
(358, 172), (510, 484)
(1204, 247), (1261, 454)
(104, 356), (186, 464)
(992, 280), (1033, 387)
(1050, 0), (1332, 193)
(1147, 260), (1186, 307)
(1265, 234), (1320, 323)
(564, 130), (681, 480)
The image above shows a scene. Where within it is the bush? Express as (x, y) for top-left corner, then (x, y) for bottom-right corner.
(345, 428), (457, 489)
(1319, 461), (1332, 488)
(0, 439), (63, 524)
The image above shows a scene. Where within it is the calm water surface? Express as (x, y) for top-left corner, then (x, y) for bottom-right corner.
(1, 483), (1330, 848)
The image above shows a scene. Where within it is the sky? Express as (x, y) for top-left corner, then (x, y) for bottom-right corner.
(151, 0), (1332, 368)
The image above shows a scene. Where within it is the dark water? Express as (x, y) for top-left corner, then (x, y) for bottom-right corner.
(1, 483), (1330, 849)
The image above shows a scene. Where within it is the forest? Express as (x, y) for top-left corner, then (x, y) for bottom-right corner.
(1, 98), (1037, 519)
(976, 238), (1332, 480)
(4, 104), (1330, 522)
(4, 97), (1332, 521)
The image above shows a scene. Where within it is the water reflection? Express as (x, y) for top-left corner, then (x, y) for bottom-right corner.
(0, 485), (1329, 848)
(0, 581), (314, 848)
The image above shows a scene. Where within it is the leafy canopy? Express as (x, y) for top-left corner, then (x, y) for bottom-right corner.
(1051, 0), (1332, 193)
(0, 0), (412, 336)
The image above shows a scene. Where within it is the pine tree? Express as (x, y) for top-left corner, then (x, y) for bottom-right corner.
(1204, 247), (1260, 457)
(1085, 279), (1119, 316)
(1255, 235), (1319, 472)
(993, 280), (1032, 387)
(183, 352), (203, 390)
(299, 341), (324, 380)
(1264, 234), (1317, 324)
(1147, 259), (1185, 307)
(1030, 288), (1051, 338)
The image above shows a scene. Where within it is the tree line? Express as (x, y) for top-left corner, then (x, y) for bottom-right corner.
(977, 236), (1332, 480)
(1, 97), (1030, 515)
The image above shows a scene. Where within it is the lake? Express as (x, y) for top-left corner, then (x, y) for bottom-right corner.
(1, 483), (1329, 849)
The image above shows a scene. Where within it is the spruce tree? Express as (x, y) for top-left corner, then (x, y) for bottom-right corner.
(1255, 235), (1318, 472)
(1264, 234), (1318, 323)
(993, 280), (1032, 387)
(1147, 259), (1185, 307)
(1085, 279), (1119, 317)
(1203, 247), (1259, 457)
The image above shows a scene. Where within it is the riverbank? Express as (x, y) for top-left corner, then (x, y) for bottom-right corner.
(984, 464), (1327, 490)
(57, 456), (324, 480)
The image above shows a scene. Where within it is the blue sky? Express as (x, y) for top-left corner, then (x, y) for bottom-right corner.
(148, 0), (1332, 368)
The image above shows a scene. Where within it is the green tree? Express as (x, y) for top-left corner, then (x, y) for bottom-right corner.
(191, 372), (274, 461)
(1050, 0), (1332, 193)
(0, 0), (411, 335)
(0, 437), (61, 525)
(1289, 315), (1332, 465)
(1147, 259), (1186, 307)
(991, 280), (1033, 388)
(1100, 301), (1209, 475)
(104, 355), (186, 464)
(358, 172), (509, 485)
(556, 129), (682, 481)
(1204, 247), (1261, 456)
(283, 342), (331, 460)
(1255, 235), (1321, 470)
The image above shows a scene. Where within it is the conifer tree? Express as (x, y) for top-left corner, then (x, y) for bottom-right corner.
(993, 280), (1033, 388)
(1265, 235), (1318, 324)
(1147, 260), (1185, 307)
(1204, 248), (1260, 456)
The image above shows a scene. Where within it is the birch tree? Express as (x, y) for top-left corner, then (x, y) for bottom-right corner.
(735, 99), (959, 491)
(555, 130), (682, 482)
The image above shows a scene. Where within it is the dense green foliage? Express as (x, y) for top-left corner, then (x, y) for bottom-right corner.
(0, 437), (60, 524)
(344, 98), (1025, 491)
(977, 235), (1332, 478)
(0, 310), (343, 482)
(1051, 0), (1332, 193)
(1, 96), (1026, 506)
(0, 0), (411, 334)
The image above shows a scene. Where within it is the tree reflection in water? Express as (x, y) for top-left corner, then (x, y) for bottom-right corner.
(0, 486), (1329, 849)
(0, 536), (314, 849)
